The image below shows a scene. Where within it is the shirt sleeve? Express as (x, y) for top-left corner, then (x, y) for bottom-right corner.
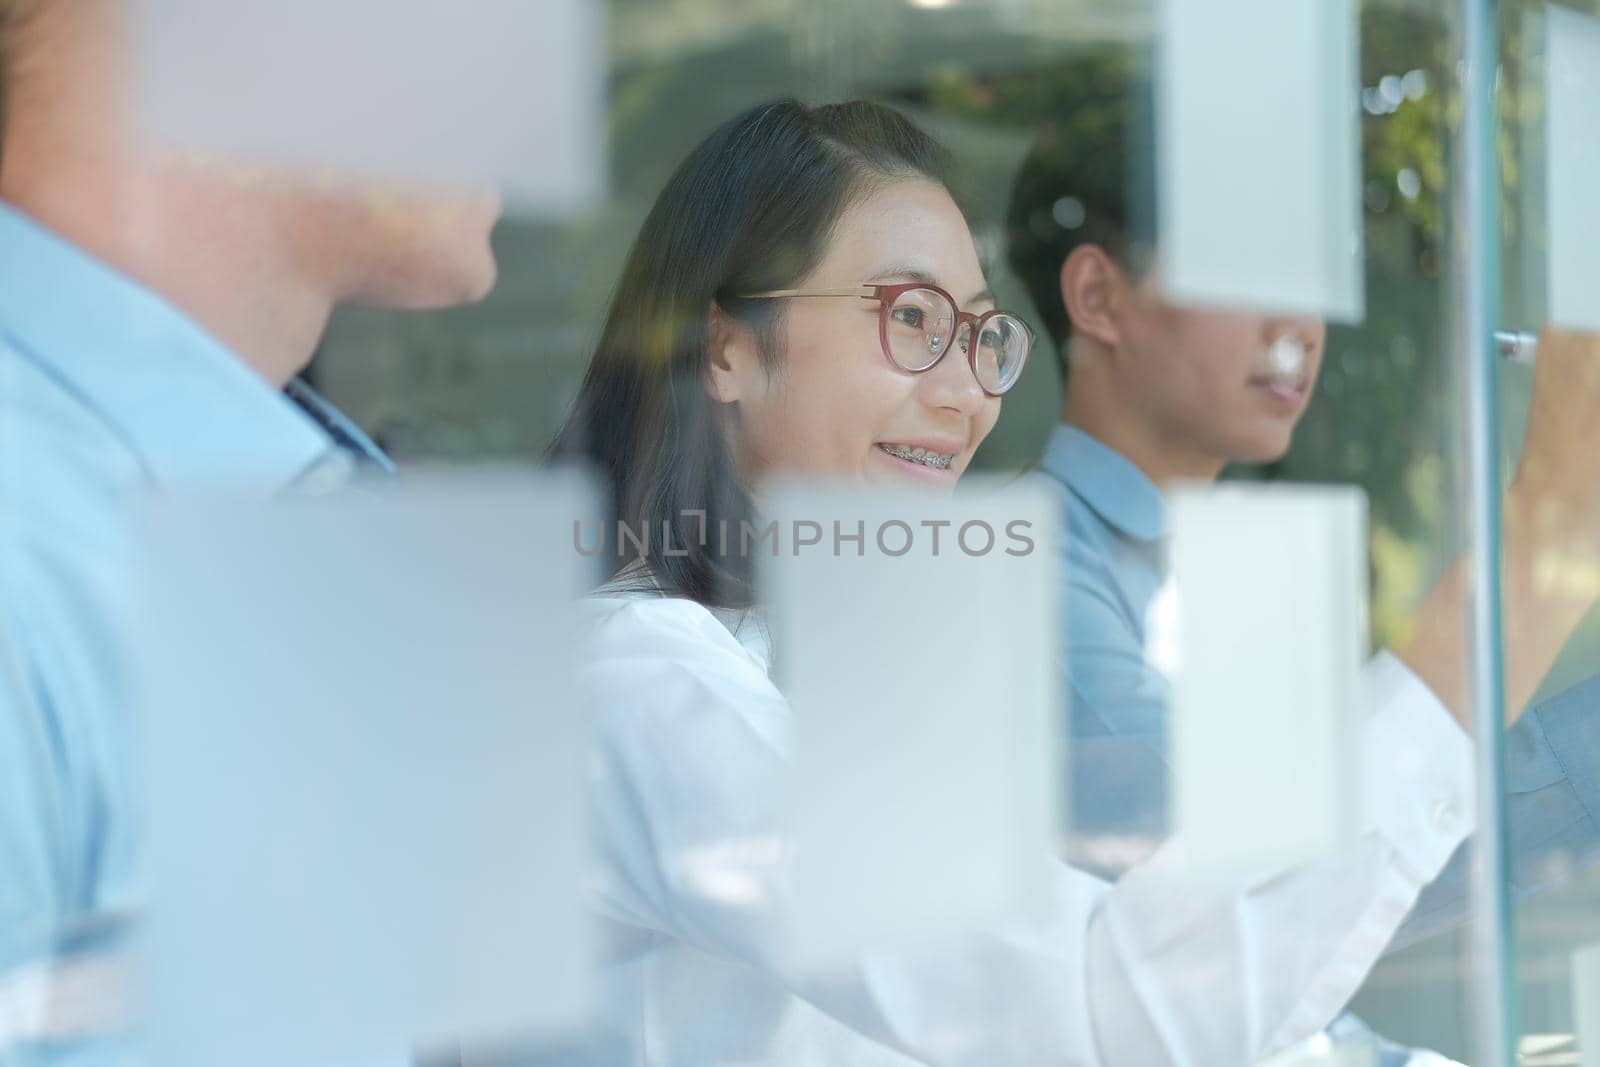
(582, 597), (1476, 1067)
(0, 602), (66, 982)
(1541, 674), (1600, 842)
(1386, 669), (1600, 953)
(0, 596), (91, 1065)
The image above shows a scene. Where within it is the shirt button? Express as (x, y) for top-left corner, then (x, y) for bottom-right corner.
(1430, 800), (1459, 833)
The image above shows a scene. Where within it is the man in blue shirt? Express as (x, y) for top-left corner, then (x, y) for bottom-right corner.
(0, 2), (500, 1059)
(1004, 48), (1600, 1062)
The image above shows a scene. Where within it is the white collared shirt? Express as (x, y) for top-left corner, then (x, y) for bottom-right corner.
(574, 589), (1475, 1067)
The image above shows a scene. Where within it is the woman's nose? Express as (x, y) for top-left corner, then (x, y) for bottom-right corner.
(922, 325), (988, 414)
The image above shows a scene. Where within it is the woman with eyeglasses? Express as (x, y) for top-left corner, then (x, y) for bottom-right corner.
(549, 100), (1472, 1066)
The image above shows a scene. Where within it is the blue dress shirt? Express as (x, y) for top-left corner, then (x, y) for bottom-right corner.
(0, 201), (362, 1062)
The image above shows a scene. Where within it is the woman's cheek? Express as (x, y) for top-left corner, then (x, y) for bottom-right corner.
(976, 401), (1002, 445)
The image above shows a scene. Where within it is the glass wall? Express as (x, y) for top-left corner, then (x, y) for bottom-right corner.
(5, 0), (1594, 1063)
(291, 2), (1600, 1067)
(307, 1), (1599, 1063)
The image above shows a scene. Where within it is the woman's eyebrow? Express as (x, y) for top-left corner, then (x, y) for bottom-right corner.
(864, 264), (939, 287)
(866, 265), (995, 306)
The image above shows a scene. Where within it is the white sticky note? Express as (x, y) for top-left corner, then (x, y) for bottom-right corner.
(136, 470), (599, 1066)
(1576, 942), (1600, 1066)
(761, 478), (1059, 967)
(1547, 5), (1600, 332)
(1167, 484), (1366, 876)
(128, 0), (604, 216)
(1159, 0), (1364, 321)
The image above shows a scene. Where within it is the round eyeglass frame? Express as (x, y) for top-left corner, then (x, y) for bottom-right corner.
(738, 282), (1034, 396)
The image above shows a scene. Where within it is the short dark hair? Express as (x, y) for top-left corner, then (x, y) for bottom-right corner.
(1002, 50), (1156, 371)
(551, 99), (963, 609)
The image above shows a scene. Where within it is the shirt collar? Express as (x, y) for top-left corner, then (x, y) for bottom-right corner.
(0, 201), (337, 494)
(1038, 423), (1169, 542)
(284, 378), (396, 476)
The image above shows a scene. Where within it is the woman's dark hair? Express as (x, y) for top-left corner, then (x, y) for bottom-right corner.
(551, 98), (962, 609)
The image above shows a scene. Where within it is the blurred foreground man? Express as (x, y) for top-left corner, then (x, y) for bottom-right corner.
(0, 1), (501, 1060)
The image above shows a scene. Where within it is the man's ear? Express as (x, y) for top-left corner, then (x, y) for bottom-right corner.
(1060, 245), (1130, 350)
(705, 302), (763, 405)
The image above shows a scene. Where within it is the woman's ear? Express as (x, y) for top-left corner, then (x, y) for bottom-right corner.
(1060, 245), (1129, 351)
(705, 302), (763, 405)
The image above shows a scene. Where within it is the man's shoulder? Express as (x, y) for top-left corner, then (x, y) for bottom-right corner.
(0, 340), (145, 515)
(1044, 464), (1169, 646)
(0, 341), (145, 627)
(1054, 477), (1137, 589)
